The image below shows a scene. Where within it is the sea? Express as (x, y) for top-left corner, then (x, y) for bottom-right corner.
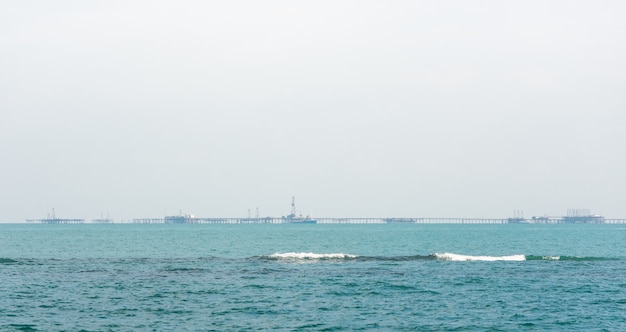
(1, 223), (625, 331)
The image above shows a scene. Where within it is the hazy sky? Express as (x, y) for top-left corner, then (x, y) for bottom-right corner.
(1, 1), (625, 222)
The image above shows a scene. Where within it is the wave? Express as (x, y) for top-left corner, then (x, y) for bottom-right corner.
(1, 254), (617, 265)
(263, 252), (526, 262)
(525, 255), (616, 261)
(0, 258), (19, 264)
(265, 252), (357, 260)
(433, 253), (526, 261)
(261, 253), (617, 262)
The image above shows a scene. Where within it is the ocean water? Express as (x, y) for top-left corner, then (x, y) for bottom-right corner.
(1, 224), (626, 331)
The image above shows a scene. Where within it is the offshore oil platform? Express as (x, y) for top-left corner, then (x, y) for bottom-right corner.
(509, 209), (606, 224)
(27, 208), (85, 224)
(280, 196), (317, 224)
(158, 197), (316, 224)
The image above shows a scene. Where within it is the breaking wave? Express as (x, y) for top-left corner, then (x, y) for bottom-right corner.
(525, 255), (616, 261)
(433, 253), (526, 261)
(2, 254), (617, 266)
(260, 253), (617, 262)
(265, 252), (358, 260)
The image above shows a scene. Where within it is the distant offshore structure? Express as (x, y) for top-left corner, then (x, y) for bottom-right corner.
(26, 208), (84, 224)
(508, 209), (607, 224)
(92, 212), (114, 224)
(158, 197), (317, 224)
(280, 196), (317, 224)
(25, 207), (626, 224)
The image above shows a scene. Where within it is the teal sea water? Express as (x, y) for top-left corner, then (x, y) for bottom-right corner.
(1, 224), (626, 331)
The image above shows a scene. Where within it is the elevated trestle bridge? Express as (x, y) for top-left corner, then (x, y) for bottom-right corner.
(127, 217), (626, 224)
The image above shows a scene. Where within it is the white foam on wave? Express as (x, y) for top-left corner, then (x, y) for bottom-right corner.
(268, 252), (357, 260)
(434, 253), (526, 262)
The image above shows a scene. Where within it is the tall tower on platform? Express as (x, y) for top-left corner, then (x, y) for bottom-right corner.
(290, 196), (297, 218)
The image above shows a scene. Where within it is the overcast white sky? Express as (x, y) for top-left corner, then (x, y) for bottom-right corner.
(1, 1), (625, 222)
